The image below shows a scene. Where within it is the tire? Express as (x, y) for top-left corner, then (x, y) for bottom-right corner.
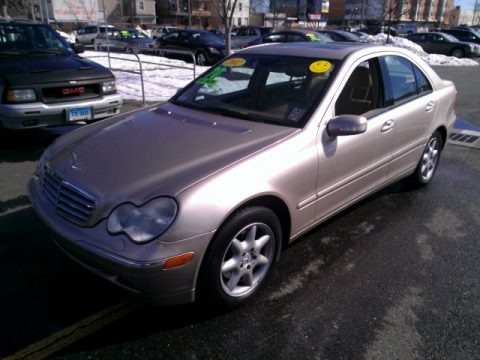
(125, 47), (133, 54)
(198, 207), (282, 309)
(450, 48), (465, 58)
(406, 131), (443, 188)
(195, 51), (208, 66)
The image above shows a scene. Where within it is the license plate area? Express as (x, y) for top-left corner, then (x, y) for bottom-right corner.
(67, 107), (92, 122)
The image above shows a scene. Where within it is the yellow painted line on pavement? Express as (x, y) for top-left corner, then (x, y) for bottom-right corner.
(5, 299), (137, 360)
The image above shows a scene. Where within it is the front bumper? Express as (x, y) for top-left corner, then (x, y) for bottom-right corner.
(0, 93), (123, 130)
(28, 177), (214, 305)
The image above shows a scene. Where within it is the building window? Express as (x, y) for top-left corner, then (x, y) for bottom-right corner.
(239, 3), (242, 11)
(238, 17), (242, 25)
(138, 1), (145, 11)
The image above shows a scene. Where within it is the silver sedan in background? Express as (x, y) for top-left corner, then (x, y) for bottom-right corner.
(29, 43), (457, 309)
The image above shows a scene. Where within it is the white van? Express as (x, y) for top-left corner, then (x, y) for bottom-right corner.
(394, 23), (418, 35)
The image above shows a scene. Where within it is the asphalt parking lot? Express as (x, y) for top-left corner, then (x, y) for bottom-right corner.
(1, 62), (480, 359)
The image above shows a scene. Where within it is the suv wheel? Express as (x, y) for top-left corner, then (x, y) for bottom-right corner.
(196, 51), (207, 66)
(450, 48), (465, 58)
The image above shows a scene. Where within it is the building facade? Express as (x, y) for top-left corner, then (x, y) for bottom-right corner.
(343, 0), (455, 26)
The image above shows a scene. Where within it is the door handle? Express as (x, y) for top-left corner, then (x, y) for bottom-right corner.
(425, 101), (435, 112)
(381, 120), (395, 133)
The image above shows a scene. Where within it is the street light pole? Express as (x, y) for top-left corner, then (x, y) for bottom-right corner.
(473, 0), (479, 26)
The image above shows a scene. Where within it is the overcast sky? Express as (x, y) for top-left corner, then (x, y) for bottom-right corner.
(455, 0), (477, 11)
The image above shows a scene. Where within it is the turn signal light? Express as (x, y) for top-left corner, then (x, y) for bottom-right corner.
(163, 252), (194, 269)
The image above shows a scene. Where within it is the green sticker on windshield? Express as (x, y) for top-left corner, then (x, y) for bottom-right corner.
(195, 66), (227, 86)
(306, 33), (319, 42)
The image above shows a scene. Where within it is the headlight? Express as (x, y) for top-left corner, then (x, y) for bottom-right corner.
(107, 197), (177, 243)
(208, 47), (221, 54)
(102, 80), (116, 94)
(6, 89), (36, 103)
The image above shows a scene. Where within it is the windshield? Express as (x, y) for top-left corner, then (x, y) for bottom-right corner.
(440, 33), (460, 42)
(0, 23), (71, 55)
(118, 29), (148, 39)
(172, 54), (338, 128)
(338, 31), (361, 41)
(192, 31), (223, 44)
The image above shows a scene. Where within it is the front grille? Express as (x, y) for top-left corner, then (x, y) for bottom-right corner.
(42, 166), (97, 226)
(42, 84), (100, 103)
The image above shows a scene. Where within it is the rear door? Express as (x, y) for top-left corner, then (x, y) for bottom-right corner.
(379, 55), (437, 180)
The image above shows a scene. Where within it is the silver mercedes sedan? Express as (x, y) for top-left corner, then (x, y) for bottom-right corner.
(29, 42), (457, 308)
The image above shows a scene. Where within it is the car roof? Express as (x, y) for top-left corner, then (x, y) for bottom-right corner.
(0, 18), (46, 25)
(240, 42), (389, 60)
(273, 30), (321, 35)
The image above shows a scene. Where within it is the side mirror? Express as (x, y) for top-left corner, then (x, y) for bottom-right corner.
(327, 114), (367, 137)
(73, 43), (85, 54)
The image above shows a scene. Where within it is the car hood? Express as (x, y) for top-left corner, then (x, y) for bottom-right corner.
(46, 102), (297, 220)
(0, 55), (113, 85)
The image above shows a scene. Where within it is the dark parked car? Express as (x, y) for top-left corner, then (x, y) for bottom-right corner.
(94, 28), (153, 54)
(441, 28), (480, 45)
(358, 25), (397, 36)
(231, 26), (273, 48)
(406, 32), (478, 58)
(0, 19), (122, 130)
(151, 25), (177, 40)
(262, 30), (331, 44)
(317, 30), (360, 42)
(154, 29), (235, 65)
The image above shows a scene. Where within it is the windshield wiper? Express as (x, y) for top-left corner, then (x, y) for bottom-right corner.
(173, 100), (256, 121)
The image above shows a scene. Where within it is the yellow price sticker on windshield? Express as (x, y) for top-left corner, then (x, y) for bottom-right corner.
(306, 33), (319, 42)
(223, 58), (246, 67)
(309, 60), (332, 73)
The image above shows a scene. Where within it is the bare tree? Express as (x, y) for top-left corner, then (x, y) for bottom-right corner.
(210, 0), (239, 56)
(249, 0), (267, 14)
(269, 0), (290, 29)
(381, 0), (407, 42)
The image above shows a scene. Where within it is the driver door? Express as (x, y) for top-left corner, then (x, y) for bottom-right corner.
(315, 58), (395, 221)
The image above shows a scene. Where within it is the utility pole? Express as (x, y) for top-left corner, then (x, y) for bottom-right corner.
(473, 0), (479, 26)
(130, 0), (134, 27)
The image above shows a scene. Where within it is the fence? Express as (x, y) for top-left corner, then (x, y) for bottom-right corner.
(84, 46), (197, 106)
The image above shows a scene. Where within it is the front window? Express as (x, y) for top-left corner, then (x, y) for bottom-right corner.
(172, 54), (338, 128)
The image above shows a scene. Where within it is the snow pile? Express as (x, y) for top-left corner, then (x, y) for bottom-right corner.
(360, 33), (479, 66)
(83, 51), (209, 102)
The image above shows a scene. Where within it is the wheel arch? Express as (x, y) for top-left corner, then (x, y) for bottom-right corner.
(449, 47), (464, 57)
(203, 194), (292, 260)
(233, 195), (292, 251)
(195, 194), (292, 306)
(435, 125), (448, 150)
